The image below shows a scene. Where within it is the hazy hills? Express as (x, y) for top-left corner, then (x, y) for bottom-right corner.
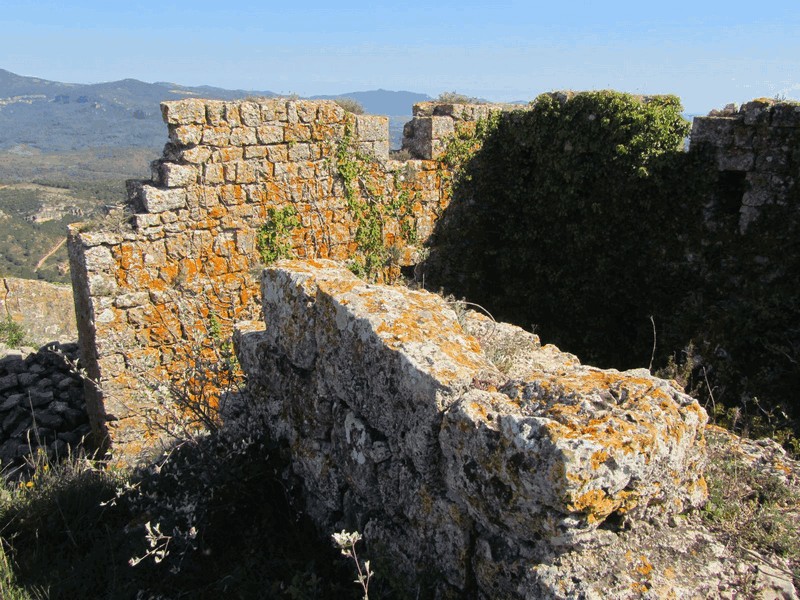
(0, 69), (429, 153)
(0, 69), (431, 282)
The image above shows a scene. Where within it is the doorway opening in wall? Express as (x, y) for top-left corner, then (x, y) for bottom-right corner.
(717, 170), (748, 217)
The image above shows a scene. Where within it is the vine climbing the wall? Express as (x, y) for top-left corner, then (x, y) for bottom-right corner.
(256, 205), (302, 264)
(334, 121), (418, 281)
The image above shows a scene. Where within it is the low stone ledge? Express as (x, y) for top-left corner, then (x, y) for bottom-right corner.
(234, 259), (713, 597)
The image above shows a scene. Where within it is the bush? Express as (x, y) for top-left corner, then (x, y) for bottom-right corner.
(424, 91), (702, 369)
(0, 318), (26, 348)
(423, 90), (800, 448)
(436, 91), (485, 104)
(334, 97), (365, 115)
(0, 408), (361, 599)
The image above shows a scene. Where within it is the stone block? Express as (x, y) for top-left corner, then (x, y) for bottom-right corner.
(402, 117), (434, 159)
(288, 143), (312, 161)
(430, 116), (456, 139)
(295, 101), (318, 123)
(260, 100), (288, 122)
(771, 103), (800, 127)
(234, 261), (712, 599)
(83, 246), (115, 271)
(0, 278), (78, 345)
(223, 102), (242, 127)
(284, 124), (312, 142)
(690, 117), (735, 146)
(113, 292), (150, 309)
(203, 163), (224, 184)
(0, 374), (18, 393)
(159, 163), (197, 188)
(139, 185), (188, 214)
(354, 115), (389, 143)
(229, 127), (258, 146)
(205, 101), (227, 126)
(717, 150), (754, 171)
(239, 101), (262, 127)
(161, 99), (206, 125)
(168, 124), (203, 146)
(201, 126), (232, 146)
(256, 125), (284, 145)
(180, 146), (213, 164)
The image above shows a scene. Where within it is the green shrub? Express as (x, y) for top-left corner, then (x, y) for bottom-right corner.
(0, 318), (26, 348)
(423, 91), (800, 448)
(425, 91), (703, 369)
(702, 428), (800, 587)
(334, 97), (366, 115)
(257, 205), (302, 264)
(436, 91), (486, 104)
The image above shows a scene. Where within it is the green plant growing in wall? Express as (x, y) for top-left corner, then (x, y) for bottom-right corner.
(256, 205), (302, 264)
(334, 122), (418, 281)
(438, 113), (500, 188)
(334, 97), (365, 115)
(426, 90), (699, 371)
(0, 318), (26, 348)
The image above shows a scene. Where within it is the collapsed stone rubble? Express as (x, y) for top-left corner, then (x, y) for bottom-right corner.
(0, 342), (92, 477)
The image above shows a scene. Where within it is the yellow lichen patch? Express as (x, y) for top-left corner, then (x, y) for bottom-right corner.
(567, 487), (637, 524)
(567, 488), (615, 522)
(468, 400), (490, 421)
(635, 555), (653, 578)
(630, 581), (650, 594)
(590, 449), (610, 470)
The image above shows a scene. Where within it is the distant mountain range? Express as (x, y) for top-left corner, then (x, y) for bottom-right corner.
(0, 69), (431, 152)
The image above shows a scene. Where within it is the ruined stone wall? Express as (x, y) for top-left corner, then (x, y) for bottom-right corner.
(67, 98), (467, 459)
(0, 342), (90, 477)
(68, 95), (800, 461)
(690, 98), (800, 231)
(402, 100), (517, 159)
(233, 260), (724, 598)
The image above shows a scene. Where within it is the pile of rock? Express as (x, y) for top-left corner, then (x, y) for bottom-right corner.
(0, 342), (91, 477)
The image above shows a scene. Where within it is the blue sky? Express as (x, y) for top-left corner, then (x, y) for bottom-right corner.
(2, 0), (799, 114)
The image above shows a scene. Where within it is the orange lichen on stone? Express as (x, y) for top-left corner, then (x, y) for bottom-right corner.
(567, 488), (620, 523)
(635, 556), (653, 578)
(590, 449), (610, 470)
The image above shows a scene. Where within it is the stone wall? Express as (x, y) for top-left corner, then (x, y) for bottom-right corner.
(232, 260), (759, 598)
(1, 277), (77, 346)
(67, 98), (472, 459)
(402, 101), (516, 159)
(68, 94), (800, 461)
(690, 98), (800, 232)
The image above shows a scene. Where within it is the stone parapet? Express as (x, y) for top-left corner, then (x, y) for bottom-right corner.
(233, 260), (720, 598)
(690, 99), (800, 231)
(67, 99), (450, 460)
(402, 101), (517, 159)
(1, 277), (77, 345)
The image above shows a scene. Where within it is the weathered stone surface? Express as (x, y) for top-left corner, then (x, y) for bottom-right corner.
(1, 278), (77, 345)
(234, 260), (722, 598)
(139, 185), (188, 213)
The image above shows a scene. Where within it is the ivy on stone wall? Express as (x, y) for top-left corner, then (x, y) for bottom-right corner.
(423, 91), (800, 448)
(425, 91), (705, 369)
(685, 169), (800, 446)
(256, 205), (302, 264)
(334, 122), (417, 281)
